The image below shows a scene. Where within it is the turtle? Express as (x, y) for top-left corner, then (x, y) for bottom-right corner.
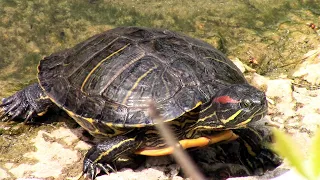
(188, 120), (282, 179)
(0, 26), (274, 179)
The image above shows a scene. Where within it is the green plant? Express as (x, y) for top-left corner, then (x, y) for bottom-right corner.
(272, 128), (320, 180)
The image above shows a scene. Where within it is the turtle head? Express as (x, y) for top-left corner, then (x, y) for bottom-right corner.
(208, 84), (267, 128)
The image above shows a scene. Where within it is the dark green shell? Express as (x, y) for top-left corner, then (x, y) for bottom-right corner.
(38, 26), (246, 128)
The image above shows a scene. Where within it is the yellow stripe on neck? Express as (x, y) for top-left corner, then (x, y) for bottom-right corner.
(221, 109), (242, 124)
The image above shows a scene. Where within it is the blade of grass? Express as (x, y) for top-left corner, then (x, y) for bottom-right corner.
(310, 128), (320, 178)
(272, 128), (311, 179)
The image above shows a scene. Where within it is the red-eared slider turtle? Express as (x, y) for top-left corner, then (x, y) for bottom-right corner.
(0, 27), (273, 179)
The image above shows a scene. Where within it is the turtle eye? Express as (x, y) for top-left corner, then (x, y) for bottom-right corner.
(241, 99), (252, 108)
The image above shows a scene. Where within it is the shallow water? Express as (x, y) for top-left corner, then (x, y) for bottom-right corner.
(1, 0), (320, 97)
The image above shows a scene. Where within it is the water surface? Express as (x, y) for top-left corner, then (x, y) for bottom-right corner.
(1, 1), (320, 97)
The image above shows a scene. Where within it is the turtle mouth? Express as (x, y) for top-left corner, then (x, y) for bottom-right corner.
(231, 106), (267, 128)
(250, 106), (268, 123)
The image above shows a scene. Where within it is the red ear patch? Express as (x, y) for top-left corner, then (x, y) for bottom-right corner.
(213, 96), (239, 104)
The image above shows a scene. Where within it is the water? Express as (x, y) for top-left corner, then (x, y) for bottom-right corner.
(1, 1), (320, 97)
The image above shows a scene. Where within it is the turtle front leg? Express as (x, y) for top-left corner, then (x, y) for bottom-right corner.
(83, 135), (143, 179)
(0, 83), (54, 122)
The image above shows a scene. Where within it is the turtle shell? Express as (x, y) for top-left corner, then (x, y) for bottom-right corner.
(38, 26), (247, 128)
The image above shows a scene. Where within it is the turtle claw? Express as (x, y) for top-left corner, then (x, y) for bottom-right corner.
(83, 159), (116, 180)
(0, 84), (53, 122)
(0, 89), (31, 122)
(0, 113), (9, 122)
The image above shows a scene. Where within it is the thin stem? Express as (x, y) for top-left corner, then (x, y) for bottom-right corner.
(148, 101), (206, 180)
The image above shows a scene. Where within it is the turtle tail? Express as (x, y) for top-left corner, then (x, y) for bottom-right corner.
(0, 83), (54, 122)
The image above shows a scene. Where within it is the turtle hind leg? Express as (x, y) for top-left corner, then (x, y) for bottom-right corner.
(83, 135), (144, 179)
(0, 83), (54, 122)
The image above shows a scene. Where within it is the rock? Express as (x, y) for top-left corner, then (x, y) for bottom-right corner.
(270, 170), (305, 180)
(6, 127), (82, 179)
(49, 127), (79, 145)
(0, 167), (8, 179)
(96, 165), (182, 180)
(293, 63), (320, 85)
(231, 58), (256, 73)
(266, 78), (296, 118)
(75, 140), (91, 150)
(292, 46), (320, 85)
(232, 58), (246, 73)
(249, 73), (269, 90)
(293, 88), (320, 133)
